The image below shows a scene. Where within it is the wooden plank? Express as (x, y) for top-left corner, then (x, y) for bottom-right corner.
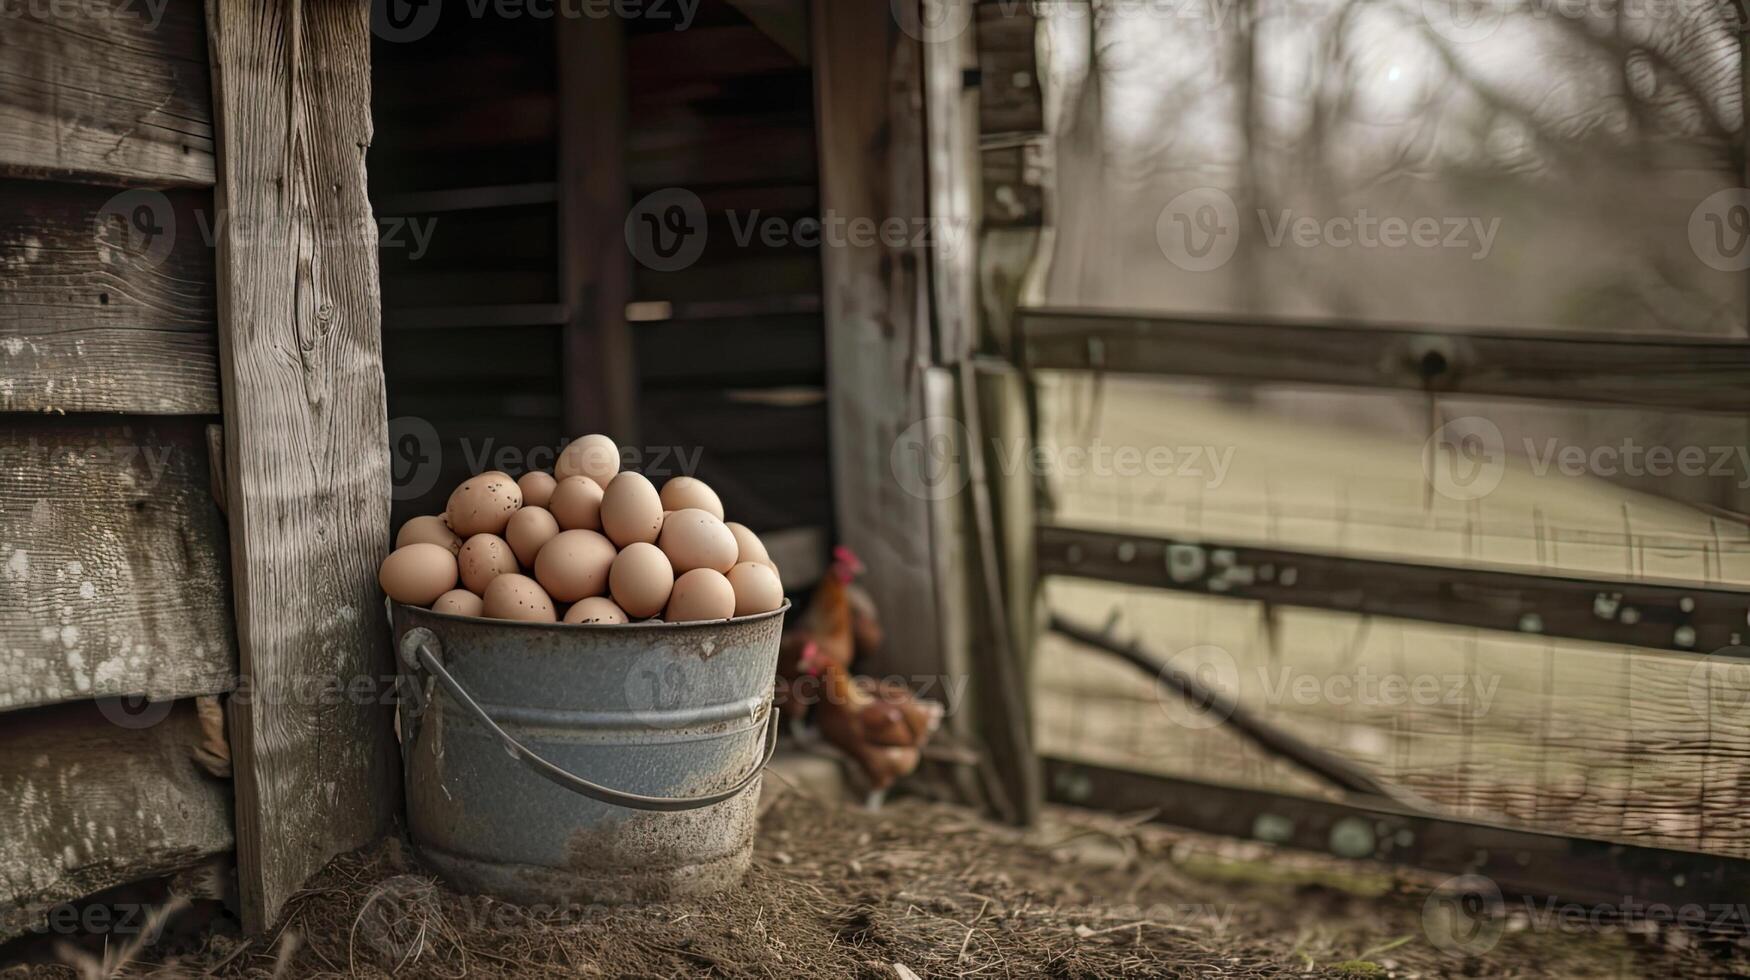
(206, 0), (397, 930)
(0, 418), (235, 711)
(0, 699), (233, 941)
(1022, 308), (1750, 413)
(372, 182), (557, 215)
(627, 24), (802, 89)
(0, 181), (218, 414)
(381, 304), (568, 330)
(975, 3), (1042, 136)
(558, 12), (638, 442)
(811, 0), (945, 684)
(982, 142), (1045, 228)
(635, 314), (824, 386)
(0, 0), (215, 186)
(1043, 758), (1750, 921)
(1038, 524), (1750, 655)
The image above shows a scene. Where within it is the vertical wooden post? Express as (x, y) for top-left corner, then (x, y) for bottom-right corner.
(206, 0), (398, 930)
(920, 0), (1041, 823)
(810, 0), (948, 693)
(557, 14), (637, 443)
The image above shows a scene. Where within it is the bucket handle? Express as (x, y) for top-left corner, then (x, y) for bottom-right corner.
(412, 642), (780, 813)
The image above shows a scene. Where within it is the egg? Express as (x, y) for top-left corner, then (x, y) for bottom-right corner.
(548, 475), (604, 531)
(517, 471), (557, 508)
(379, 543), (458, 605)
(659, 476), (724, 520)
(726, 561), (783, 616)
(666, 568), (736, 622)
(482, 573), (556, 622)
(563, 596), (629, 625)
(505, 506), (561, 566)
(431, 589), (485, 617)
(609, 542), (674, 619)
(447, 471), (522, 536)
(458, 533), (518, 594)
(600, 472), (664, 548)
(555, 433), (620, 489)
(396, 515), (461, 555)
(724, 521), (770, 566)
(534, 529), (617, 602)
(657, 508), (738, 574)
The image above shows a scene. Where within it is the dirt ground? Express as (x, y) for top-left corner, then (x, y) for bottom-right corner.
(12, 782), (1750, 979)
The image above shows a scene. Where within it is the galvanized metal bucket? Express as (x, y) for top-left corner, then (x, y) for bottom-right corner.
(388, 599), (787, 906)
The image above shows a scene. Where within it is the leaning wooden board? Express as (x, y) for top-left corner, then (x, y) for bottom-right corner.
(0, 0), (215, 187)
(206, 0), (397, 930)
(0, 699), (233, 941)
(0, 418), (234, 710)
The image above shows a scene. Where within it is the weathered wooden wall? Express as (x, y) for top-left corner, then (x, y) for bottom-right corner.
(0, 0), (236, 940)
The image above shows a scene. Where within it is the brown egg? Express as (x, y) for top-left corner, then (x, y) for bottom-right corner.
(666, 568), (736, 622)
(446, 471), (523, 536)
(505, 506), (561, 566)
(548, 475), (604, 531)
(600, 472), (664, 548)
(458, 533), (518, 594)
(563, 596), (629, 625)
(609, 542), (674, 619)
(396, 515), (461, 555)
(726, 561), (783, 616)
(724, 522), (770, 567)
(482, 573), (557, 623)
(533, 529), (617, 603)
(657, 508), (738, 574)
(432, 589), (485, 617)
(379, 543), (458, 605)
(658, 476), (723, 521)
(555, 433), (620, 489)
(517, 471), (557, 508)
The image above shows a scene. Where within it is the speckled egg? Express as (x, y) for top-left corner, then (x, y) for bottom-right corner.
(563, 596), (629, 625)
(446, 471), (523, 537)
(458, 533), (518, 594)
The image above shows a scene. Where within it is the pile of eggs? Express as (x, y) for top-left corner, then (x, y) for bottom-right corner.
(377, 434), (784, 625)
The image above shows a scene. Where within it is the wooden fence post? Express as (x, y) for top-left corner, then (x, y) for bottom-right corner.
(206, 0), (398, 930)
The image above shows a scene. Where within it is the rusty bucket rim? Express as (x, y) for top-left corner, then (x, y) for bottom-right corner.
(390, 597), (791, 633)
